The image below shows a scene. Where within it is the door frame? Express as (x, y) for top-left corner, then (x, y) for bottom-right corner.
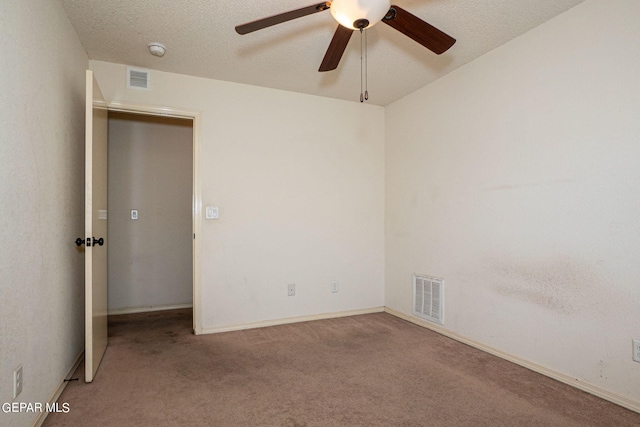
(107, 101), (203, 334)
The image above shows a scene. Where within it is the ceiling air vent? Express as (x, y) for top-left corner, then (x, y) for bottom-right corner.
(126, 66), (150, 90)
(413, 274), (444, 325)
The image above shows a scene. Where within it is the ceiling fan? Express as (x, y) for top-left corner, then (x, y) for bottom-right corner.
(235, 0), (456, 72)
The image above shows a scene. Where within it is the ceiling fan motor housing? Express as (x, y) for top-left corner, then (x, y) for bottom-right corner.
(330, 0), (391, 30)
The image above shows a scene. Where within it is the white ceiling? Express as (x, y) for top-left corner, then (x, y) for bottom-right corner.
(61, 0), (584, 106)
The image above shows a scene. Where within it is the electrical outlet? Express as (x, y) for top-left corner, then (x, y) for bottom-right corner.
(14, 365), (23, 399)
(633, 339), (640, 363)
(287, 284), (295, 296)
(331, 281), (339, 293)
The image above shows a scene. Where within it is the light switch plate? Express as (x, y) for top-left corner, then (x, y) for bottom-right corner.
(205, 206), (219, 220)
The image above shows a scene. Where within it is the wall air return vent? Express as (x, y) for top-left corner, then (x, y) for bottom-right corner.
(413, 274), (444, 325)
(126, 66), (150, 90)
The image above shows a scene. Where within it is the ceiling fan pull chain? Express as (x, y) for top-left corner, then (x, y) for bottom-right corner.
(360, 28), (364, 103)
(364, 29), (369, 101)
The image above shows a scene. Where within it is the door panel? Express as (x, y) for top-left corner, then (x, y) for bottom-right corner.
(85, 70), (108, 382)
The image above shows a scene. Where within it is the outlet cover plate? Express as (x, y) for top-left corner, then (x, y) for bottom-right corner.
(633, 339), (640, 362)
(14, 365), (23, 399)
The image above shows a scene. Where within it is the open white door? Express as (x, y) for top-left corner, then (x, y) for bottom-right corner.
(84, 70), (108, 382)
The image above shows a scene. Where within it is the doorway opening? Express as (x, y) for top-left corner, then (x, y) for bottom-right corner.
(107, 111), (195, 328)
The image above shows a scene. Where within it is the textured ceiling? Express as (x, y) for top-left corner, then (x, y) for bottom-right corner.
(61, 0), (584, 106)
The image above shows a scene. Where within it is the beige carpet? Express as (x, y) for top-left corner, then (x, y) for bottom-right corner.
(44, 309), (640, 426)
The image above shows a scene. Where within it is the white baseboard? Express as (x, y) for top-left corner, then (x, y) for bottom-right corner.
(33, 350), (84, 427)
(108, 303), (193, 316)
(384, 307), (640, 414)
(197, 306), (385, 335)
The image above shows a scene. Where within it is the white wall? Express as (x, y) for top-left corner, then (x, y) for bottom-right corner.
(0, 1), (88, 426)
(91, 61), (386, 330)
(108, 113), (193, 312)
(385, 0), (640, 404)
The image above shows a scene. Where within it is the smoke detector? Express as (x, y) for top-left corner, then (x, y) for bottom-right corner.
(148, 42), (166, 57)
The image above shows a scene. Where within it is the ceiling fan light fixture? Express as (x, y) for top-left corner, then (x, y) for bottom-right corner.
(330, 0), (391, 30)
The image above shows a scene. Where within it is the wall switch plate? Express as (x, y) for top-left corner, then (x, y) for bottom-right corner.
(331, 281), (339, 293)
(287, 284), (295, 296)
(205, 206), (219, 220)
(130, 209), (138, 220)
(14, 365), (23, 399)
(633, 339), (640, 362)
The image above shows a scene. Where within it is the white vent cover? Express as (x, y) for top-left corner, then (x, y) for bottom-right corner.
(413, 274), (444, 324)
(126, 66), (150, 90)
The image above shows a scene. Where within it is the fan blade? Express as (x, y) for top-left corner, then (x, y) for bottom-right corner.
(319, 25), (353, 72)
(382, 6), (456, 54)
(235, 2), (330, 35)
